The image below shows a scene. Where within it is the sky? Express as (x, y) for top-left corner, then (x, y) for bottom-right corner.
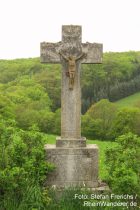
(0, 0), (140, 59)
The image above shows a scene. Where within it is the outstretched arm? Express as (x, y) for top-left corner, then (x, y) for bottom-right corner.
(59, 52), (69, 61)
(76, 52), (87, 61)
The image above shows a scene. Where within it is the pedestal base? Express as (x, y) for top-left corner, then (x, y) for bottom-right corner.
(45, 144), (99, 188)
(56, 136), (86, 148)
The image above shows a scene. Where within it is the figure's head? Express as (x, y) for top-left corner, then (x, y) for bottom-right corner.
(69, 56), (72, 60)
(69, 55), (75, 60)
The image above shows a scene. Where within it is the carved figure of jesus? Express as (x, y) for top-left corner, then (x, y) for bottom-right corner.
(59, 52), (86, 89)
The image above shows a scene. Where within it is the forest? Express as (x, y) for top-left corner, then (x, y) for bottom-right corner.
(0, 51), (140, 209)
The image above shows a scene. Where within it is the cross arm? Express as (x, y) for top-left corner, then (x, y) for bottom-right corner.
(81, 43), (103, 64)
(40, 42), (62, 63)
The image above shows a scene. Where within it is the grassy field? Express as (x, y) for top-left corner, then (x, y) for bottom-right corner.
(115, 91), (140, 108)
(44, 134), (117, 180)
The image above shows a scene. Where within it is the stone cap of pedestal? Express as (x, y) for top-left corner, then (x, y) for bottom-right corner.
(45, 144), (99, 154)
(56, 136), (86, 148)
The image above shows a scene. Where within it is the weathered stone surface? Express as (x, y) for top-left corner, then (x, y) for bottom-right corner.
(56, 137), (86, 148)
(61, 59), (81, 139)
(40, 25), (103, 188)
(60, 26), (84, 139)
(40, 42), (62, 63)
(40, 26), (103, 64)
(45, 144), (99, 187)
(82, 43), (103, 64)
(40, 25), (103, 139)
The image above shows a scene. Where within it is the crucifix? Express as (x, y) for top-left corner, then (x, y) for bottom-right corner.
(41, 25), (103, 188)
(40, 25), (103, 141)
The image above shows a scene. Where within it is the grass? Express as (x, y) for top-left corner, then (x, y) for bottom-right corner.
(88, 139), (117, 180)
(44, 134), (117, 180)
(44, 134), (57, 144)
(115, 91), (140, 108)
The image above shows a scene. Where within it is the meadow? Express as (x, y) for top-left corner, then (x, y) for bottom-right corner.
(115, 91), (140, 108)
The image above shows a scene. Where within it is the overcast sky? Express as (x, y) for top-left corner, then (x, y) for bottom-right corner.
(0, 0), (140, 59)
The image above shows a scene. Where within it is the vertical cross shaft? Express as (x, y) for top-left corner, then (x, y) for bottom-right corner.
(61, 25), (82, 139)
(40, 25), (103, 145)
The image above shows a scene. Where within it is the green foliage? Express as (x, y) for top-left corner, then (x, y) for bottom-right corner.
(105, 133), (140, 202)
(87, 139), (117, 180)
(0, 94), (15, 119)
(82, 114), (102, 139)
(82, 99), (117, 140)
(81, 51), (140, 112)
(112, 107), (140, 138)
(34, 64), (61, 111)
(0, 77), (55, 132)
(82, 99), (140, 140)
(38, 110), (55, 133)
(0, 119), (54, 210)
(46, 187), (134, 210)
(46, 188), (92, 210)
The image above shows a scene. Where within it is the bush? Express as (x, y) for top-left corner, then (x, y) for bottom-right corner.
(105, 132), (140, 204)
(81, 115), (103, 139)
(112, 107), (140, 138)
(38, 110), (55, 134)
(82, 99), (117, 140)
(0, 119), (53, 209)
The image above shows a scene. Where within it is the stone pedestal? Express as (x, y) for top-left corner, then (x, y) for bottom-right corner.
(45, 140), (99, 188)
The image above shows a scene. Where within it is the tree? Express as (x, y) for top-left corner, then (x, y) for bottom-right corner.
(85, 99), (117, 139)
(112, 107), (140, 138)
(0, 94), (15, 119)
(81, 114), (102, 139)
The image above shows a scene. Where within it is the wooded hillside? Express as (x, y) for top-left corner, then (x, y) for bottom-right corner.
(1, 51), (140, 113)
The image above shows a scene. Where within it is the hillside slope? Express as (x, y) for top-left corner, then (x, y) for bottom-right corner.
(115, 92), (140, 108)
(1, 51), (140, 112)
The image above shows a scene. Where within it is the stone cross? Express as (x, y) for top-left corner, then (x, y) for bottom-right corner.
(41, 25), (103, 188)
(40, 25), (102, 142)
